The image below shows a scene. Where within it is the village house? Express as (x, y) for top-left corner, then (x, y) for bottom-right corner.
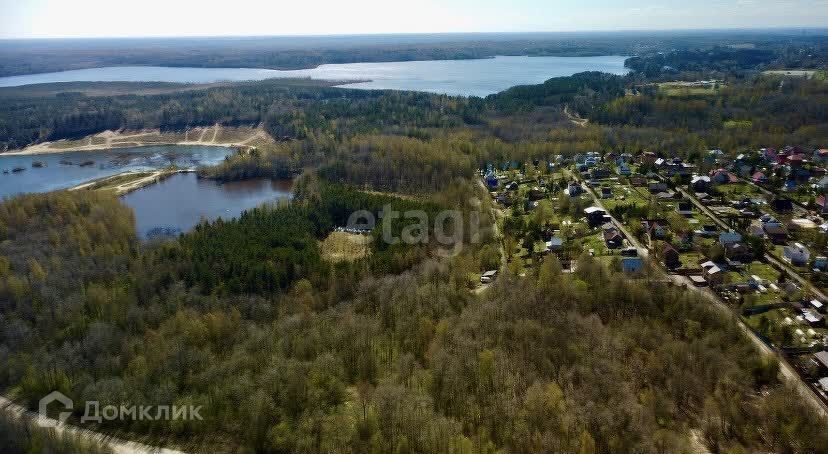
(663, 244), (681, 269)
(820, 377), (828, 394)
(691, 175), (712, 193)
(495, 193), (513, 206)
(630, 175), (647, 187)
(761, 147), (778, 164)
(748, 274), (766, 289)
(814, 351), (828, 375)
(705, 148), (724, 164)
(600, 187), (613, 199)
(639, 151), (657, 166)
(725, 242), (754, 264)
(484, 171), (499, 190)
(701, 260), (724, 285)
(621, 256), (645, 273)
(808, 299), (826, 314)
(545, 236), (564, 253)
(617, 163), (632, 176)
(763, 224), (789, 244)
(648, 181), (669, 193)
(752, 171), (768, 184)
(677, 201), (694, 216)
(718, 231), (743, 246)
(783, 242), (810, 266)
(696, 224), (719, 238)
(642, 219), (669, 240)
(666, 162), (695, 178)
(584, 206), (608, 226)
(771, 197), (794, 213)
(788, 153), (805, 168)
(813, 256), (828, 272)
(802, 309), (824, 328)
(566, 181), (583, 197)
(527, 187), (545, 201)
(590, 168), (611, 180)
(480, 270), (498, 284)
(603, 224), (624, 249)
(710, 168), (738, 185)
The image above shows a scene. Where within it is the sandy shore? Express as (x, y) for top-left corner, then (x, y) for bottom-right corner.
(4, 125), (271, 156)
(69, 169), (193, 195)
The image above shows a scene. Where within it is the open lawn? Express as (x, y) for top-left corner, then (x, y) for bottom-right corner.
(320, 231), (373, 263)
(657, 81), (722, 97)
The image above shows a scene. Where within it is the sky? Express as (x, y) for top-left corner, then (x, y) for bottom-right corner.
(1, 0), (827, 39)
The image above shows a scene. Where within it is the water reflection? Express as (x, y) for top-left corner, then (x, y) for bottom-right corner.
(121, 173), (293, 239)
(0, 145), (236, 198)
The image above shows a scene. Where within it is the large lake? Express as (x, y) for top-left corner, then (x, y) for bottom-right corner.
(0, 55), (629, 96)
(122, 173), (292, 240)
(0, 145), (235, 198)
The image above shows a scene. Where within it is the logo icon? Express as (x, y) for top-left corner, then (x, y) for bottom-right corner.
(38, 391), (73, 427)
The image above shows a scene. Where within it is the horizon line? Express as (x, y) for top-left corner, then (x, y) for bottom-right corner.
(2, 26), (828, 42)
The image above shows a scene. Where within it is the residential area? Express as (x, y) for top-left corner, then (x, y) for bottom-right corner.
(482, 146), (828, 406)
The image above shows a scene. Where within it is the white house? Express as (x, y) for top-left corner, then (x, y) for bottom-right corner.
(783, 242), (810, 267)
(480, 270), (498, 284)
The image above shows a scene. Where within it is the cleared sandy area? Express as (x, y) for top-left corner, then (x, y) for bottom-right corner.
(762, 69), (817, 78)
(4, 125), (273, 156)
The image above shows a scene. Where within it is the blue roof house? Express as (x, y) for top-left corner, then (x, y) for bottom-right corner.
(621, 257), (645, 273)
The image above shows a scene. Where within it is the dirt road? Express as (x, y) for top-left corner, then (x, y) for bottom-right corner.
(0, 396), (185, 454)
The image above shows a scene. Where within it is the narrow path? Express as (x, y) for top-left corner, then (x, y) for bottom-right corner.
(474, 179), (507, 295)
(563, 105), (588, 127)
(210, 124), (220, 143)
(0, 396), (185, 454)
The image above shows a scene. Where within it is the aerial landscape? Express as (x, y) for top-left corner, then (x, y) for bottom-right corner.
(1, 0), (828, 453)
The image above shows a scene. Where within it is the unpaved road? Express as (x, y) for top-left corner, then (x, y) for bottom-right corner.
(0, 396), (185, 454)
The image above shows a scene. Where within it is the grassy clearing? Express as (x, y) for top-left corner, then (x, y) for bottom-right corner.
(320, 231), (373, 263)
(723, 120), (753, 129)
(657, 82), (721, 97)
